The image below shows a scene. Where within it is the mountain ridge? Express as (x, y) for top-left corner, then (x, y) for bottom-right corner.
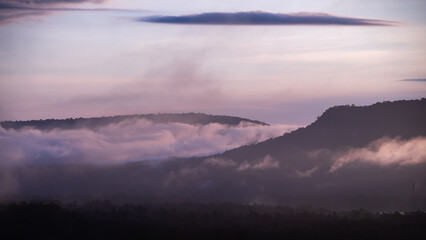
(217, 98), (426, 162)
(2, 99), (426, 210)
(0, 112), (268, 131)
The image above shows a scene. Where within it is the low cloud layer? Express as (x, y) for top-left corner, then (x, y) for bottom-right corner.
(1, 134), (425, 210)
(330, 137), (426, 172)
(0, 119), (296, 165)
(140, 11), (396, 26)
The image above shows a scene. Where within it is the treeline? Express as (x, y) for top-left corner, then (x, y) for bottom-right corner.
(1, 201), (425, 239)
(0, 113), (267, 131)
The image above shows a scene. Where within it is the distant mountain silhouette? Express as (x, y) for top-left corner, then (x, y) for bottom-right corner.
(220, 98), (426, 162)
(2, 99), (426, 211)
(0, 113), (267, 131)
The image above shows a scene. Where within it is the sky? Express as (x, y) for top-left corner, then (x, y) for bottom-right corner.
(0, 0), (425, 124)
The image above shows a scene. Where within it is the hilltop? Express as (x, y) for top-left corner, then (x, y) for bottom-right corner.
(0, 113), (267, 131)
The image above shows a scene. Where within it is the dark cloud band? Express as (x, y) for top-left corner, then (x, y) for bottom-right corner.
(139, 11), (397, 26)
(401, 78), (426, 82)
(0, 0), (104, 8)
(0, 0), (142, 25)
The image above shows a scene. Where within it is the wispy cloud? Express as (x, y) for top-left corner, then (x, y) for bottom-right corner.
(0, 9), (46, 24)
(204, 157), (237, 167)
(400, 78), (426, 82)
(139, 11), (397, 26)
(0, 0), (106, 9)
(292, 166), (319, 178)
(237, 155), (280, 171)
(0, 0), (143, 24)
(330, 137), (426, 172)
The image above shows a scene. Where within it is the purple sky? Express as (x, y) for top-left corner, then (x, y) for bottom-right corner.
(0, 0), (425, 124)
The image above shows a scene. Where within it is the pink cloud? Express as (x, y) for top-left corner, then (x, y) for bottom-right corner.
(0, 119), (296, 165)
(330, 137), (426, 172)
